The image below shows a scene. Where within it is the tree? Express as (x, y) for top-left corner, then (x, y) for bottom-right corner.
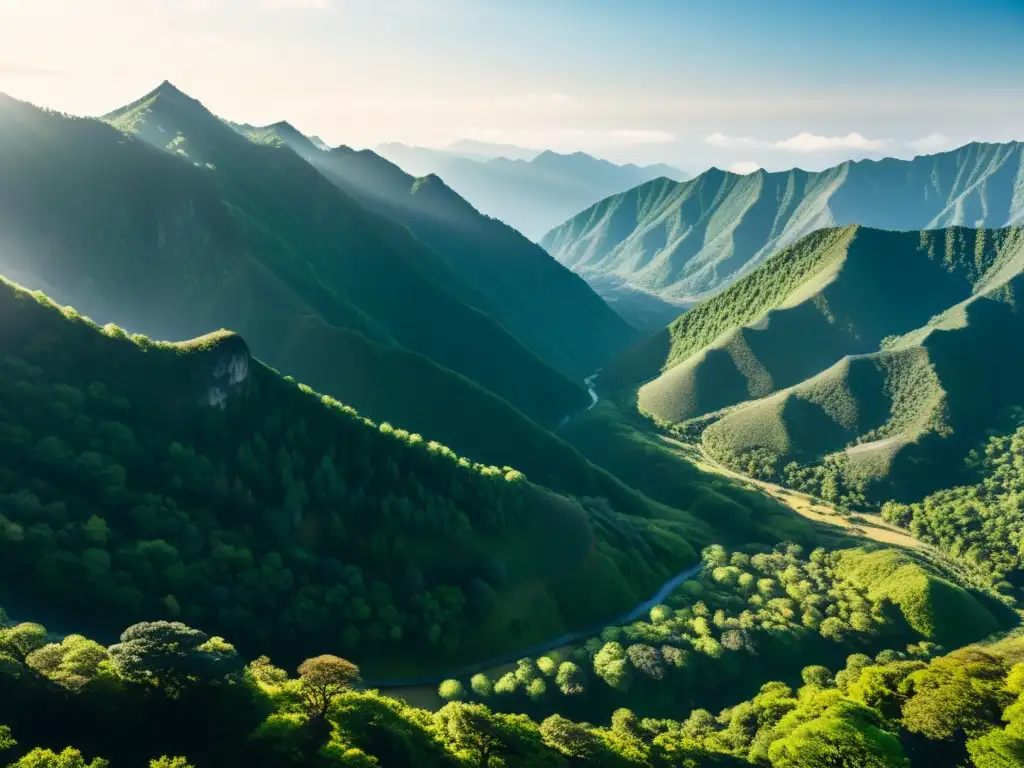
(149, 759), (194, 768)
(439, 679), (466, 701)
(470, 673), (493, 697)
(802, 665), (835, 689)
(555, 662), (585, 695)
(434, 702), (533, 768)
(0, 623), (47, 661)
(594, 642), (633, 692)
(536, 656), (558, 677)
(540, 715), (605, 762)
(297, 655), (360, 718)
(767, 702), (908, 768)
(493, 673), (518, 695)
(899, 649), (1012, 741)
(526, 678), (547, 701)
(6, 747), (109, 768)
(966, 726), (1024, 768)
(0, 725), (15, 752)
(248, 655), (289, 686)
(108, 622), (239, 691)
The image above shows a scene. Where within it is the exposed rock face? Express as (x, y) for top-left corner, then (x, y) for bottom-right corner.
(195, 333), (250, 408)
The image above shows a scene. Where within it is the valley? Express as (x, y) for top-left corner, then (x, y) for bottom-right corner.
(0, 5), (1022, 763)
(656, 436), (926, 552)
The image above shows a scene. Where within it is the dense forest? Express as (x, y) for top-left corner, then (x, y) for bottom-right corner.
(882, 423), (1024, 593)
(430, 542), (1008, 724)
(0, 275), (705, 671)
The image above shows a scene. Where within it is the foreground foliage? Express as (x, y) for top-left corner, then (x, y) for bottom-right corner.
(2, 606), (1023, 767)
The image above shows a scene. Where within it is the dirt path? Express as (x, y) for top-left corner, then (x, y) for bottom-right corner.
(658, 436), (925, 551)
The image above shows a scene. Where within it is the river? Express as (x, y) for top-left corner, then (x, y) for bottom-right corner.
(585, 369), (601, 410)
(365, 561), (703, 689)
(6, 562), (704, 690)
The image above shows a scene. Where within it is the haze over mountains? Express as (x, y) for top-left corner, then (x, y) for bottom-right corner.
(0, 82), (651, 491)
(376, 141), (691, 241)
(4, 62), (1024, 768)
(233, 121), (637, 373)
(544, 142), (1024, 305)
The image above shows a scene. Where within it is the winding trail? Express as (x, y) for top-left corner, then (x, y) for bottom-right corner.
(658, 435), (925, 551)
(365, 560), (703, 690)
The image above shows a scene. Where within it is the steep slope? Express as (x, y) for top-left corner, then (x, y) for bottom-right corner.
(0, 274), (706, 670)
(622, 225), (1024, 503)
(238, 121), (638, 375)
(101, 83), (586, 418)
(0, 88), (610, 487)
(544, 142), (1024, 302)
(375, 143), (690, 241)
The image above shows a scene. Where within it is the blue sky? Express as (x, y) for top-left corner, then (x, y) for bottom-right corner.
(0, 0), (1021, 172)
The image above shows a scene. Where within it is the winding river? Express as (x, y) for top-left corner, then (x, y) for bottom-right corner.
(585, 369), (601, 410)
(365, 561), (703, 689)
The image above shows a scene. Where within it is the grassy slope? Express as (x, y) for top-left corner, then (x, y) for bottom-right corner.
(241, 122), (638, 380)
(543, 141), (1024, 301)
(637, 226), (1011, 423)
(558, 403), (818, 548)
(835, 548), (1001, 648)
(0, 273), (702, 672)
(694, 228), (1024, 501)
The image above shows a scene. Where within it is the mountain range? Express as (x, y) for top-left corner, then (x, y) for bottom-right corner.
(0, 82), (644, 495)
(377, 139), (542, 166)
(5, 77), (1024, 768)
(543, 142), (1024, 306)
(605, 223), (1024, 504)
(375, 142), (691, 241)
(232, 121), (637, 373)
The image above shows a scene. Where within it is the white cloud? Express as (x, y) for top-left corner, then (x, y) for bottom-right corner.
(608, 129), (676, 144)
(728, 161), (761, 175)
(705, 131), (892, 154)
(464, 127), (676, 149)
(775, 132), (891, 153)
(908, 133), (951, 154)
(705, 132), (759, 148)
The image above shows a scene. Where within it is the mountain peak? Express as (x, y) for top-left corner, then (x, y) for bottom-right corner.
(267, 120), (305, 140)
(147, 80), (193, 103)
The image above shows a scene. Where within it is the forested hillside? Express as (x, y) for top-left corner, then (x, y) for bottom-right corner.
(604, 225), (1024, 503)
(0, 88), (623, 496)
(234, 121), (638, 376)
(543, 142), (1024, 303)
(0, 274), (712, 670)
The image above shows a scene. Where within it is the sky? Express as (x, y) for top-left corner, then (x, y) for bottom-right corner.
(0, 0), (1022, 174)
